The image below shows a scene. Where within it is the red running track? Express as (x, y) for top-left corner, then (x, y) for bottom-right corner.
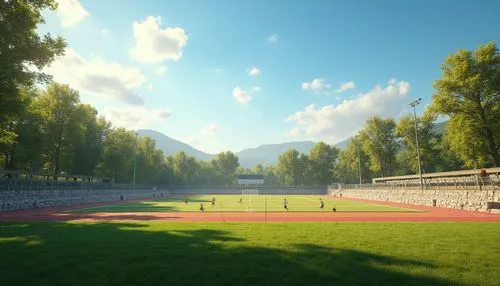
(0, 197), (499, 222)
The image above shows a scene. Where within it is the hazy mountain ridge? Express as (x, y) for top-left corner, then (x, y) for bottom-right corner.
(236, 141), (316, 167)
(138, 121), (447, 168)
(136, 129), (215, 162)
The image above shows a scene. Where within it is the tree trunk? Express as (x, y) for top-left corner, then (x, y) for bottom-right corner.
(485, 127), (499, 167)
(53, 146), (60, 180)
(113, 165), (118, 183)
(2, 152), (9, 169)
(378, 153), (385, 178)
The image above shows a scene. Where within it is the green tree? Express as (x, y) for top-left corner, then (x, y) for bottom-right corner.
(197, 160), (219, 186)
(298, 153), (312, 185)
(263, 166), (278, 186)
(434, 130), (465, 171)
(253, 164), (264, 174)
(359, 117), (398, 177)
(237, 166), (253, 174)
(443, 116), (489, 168)
(31, 83), (82, 176)
(335, 137), (372, 184)
(0, 87), (44, 170)
(308, 142), (339, 185)
(211, 151), (239, 186)
(431, 42), (500, 167)
(395, 112), (440, 173)
(70, 105), (111, 175)
(168, 152), (200, 186)
(276, 149), (303, 186)
(134, 137), (165, 185)
(96, 128), (136, 182)
(0, 0), (66, 141)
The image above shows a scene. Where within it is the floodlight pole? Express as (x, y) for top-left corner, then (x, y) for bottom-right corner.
(409, 98), (424, 189)
(133, 132), (138, 190)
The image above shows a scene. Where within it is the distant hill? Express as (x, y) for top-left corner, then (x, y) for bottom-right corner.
(137, 129), (317, 167)
(433, 121), (447, 135)
(236, 141), (316, 167)
(138, 121), (447, 168)
(332, 138), (351, 150)
(136, 129), (214, 161)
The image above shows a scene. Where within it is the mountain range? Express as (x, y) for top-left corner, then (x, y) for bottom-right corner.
(137, 121), (446, 168)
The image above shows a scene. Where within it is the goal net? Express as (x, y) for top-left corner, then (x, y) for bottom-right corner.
(241, 189), (259, 212)
(241, 189), (259, 195)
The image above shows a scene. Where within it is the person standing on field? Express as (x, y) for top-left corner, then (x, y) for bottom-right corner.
(283, 198), (289, 211)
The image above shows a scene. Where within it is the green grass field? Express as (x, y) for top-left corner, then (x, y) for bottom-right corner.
(0, 222), (498, 285)
(71, 195), (418, 213)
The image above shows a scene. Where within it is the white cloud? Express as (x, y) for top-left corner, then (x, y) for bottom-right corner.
(287, 80), (411, 143)
(336, 81), (355, 93)
(101, 29), (109, 35)
(130, 16), (188, 64)
(302, 78), (327, 93)
(104, 107), (171, 130)
(399, 80), (410, 95)
(45, 48), (147, 105)
(233, 87), (251, 105)
(267, 33), (278, 43)
(248, 66), (260, 76)
(154, 65), (168, 76)
(56, 0), (89, 27)
(388, 78), (397, 85)
(147, 84), (154, 90)
(201, 123), (219, 135)
(253, 86), (261, 92)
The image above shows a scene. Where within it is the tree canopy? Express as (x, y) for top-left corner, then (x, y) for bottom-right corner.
(0, 0), (66, 121)
(359, 117), (398, 177)
(431, 42), (500, 167)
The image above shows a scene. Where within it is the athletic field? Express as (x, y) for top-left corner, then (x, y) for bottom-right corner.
(1, 196), (499, 285)
(71, 195), (418, 213)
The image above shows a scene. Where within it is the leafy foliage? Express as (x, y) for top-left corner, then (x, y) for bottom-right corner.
(0, 0), (66, 139)
(431, 42), (500, 167)
(309, 142), (339, 185)
(395, 112), (441, 173)
(359, 117), (398, 177)
(336, 137), (373, 184)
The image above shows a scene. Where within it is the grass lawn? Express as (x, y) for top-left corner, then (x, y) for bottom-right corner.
(0, 222), (498, 285)
(70, 195), (419, 213)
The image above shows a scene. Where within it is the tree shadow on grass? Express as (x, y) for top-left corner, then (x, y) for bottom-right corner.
(70, 197), (213, 213)
(165, 196), (210, 203)
(54, 213), (180, 221)
(0, 222), (460, 286)
(70, 201), (180, 213)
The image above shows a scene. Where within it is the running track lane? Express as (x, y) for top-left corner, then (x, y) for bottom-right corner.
(0, 197), (499, 222)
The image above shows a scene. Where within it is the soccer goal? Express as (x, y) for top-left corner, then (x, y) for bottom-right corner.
(241, 189), (259, 196)
(241, 189), (259, 212)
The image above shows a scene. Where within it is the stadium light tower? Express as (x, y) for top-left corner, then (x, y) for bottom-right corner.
(409, 98), (424, 189)
(133, 132), (138, 190)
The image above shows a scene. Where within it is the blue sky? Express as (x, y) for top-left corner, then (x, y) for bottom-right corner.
(39, 0), (500, 153)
